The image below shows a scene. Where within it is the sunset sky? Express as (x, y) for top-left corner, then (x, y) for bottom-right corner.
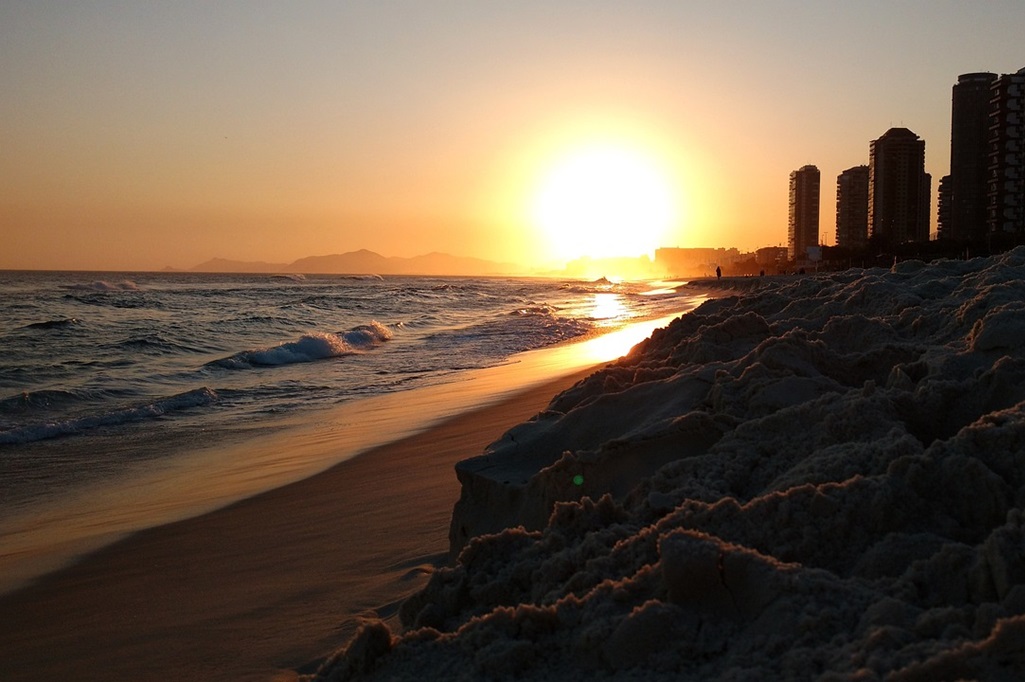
(2, 1), (1024, 272)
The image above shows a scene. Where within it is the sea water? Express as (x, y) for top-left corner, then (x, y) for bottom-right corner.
(0, 270), (704, 591)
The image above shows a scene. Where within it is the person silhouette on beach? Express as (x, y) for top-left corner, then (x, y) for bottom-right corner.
(715, 265), (722, 280)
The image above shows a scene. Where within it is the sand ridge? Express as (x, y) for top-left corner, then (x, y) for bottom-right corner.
(317, 249), (1025, 680)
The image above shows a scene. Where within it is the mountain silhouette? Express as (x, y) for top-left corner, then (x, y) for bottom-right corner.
(189, 250), (518, 276)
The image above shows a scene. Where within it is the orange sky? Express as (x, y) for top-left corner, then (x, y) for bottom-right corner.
(2, 2), (1024, 272)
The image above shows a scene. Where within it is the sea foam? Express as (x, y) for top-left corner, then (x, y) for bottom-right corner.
(210, 321), (392, 369)
(0, 387), (218, 445)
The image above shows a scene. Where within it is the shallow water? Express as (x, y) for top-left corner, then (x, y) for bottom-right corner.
(0, 270), (704, 593)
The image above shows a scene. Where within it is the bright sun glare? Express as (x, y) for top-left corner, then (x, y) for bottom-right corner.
(532, 144), (678, 262)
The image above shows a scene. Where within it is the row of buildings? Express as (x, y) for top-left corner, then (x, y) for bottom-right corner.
(941, 69), (1025, 242)
(788, 66), (1025, 261)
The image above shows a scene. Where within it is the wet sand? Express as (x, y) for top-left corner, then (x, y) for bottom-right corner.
(0, 369), (594, 682)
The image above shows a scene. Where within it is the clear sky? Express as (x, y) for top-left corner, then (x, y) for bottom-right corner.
(2, 1), (1023, 272)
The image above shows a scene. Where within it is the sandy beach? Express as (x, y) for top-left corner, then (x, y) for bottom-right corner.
(316, 250), (1025, 680)
(0, 369), (595, 682)
(9, 249), (1025, 681)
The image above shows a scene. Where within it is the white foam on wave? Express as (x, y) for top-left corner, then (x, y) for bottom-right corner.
(342, 322), (394, 348)
(510, 304), (560, 316)
(0, 387), (218, 445)
(212, 321), (393, 369)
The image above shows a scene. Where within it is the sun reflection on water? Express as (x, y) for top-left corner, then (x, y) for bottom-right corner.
(590, 292), (630, 325)
(569, 315), (678, 365)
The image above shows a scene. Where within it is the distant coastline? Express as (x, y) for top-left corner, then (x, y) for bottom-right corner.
(182, 247), (745, 280)
(174, 249), (522, 277)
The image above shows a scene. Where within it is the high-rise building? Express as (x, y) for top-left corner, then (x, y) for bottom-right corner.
(937, 174), (952, 241)
(946, 72), (997, 242)
(868, 128), (931, 246)
(835, 165), (869, 250)
(788, 165), (820, 260)
(987, 67), (1025, 235)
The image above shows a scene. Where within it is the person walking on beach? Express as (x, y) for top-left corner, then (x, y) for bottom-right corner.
(715, 265), (722, 280)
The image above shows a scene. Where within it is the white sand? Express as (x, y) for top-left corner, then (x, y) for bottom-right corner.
(317, 249), (1025, 680)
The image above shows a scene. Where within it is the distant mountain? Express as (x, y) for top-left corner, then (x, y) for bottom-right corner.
(189, 257), (289, 273)
(189, 250), (520, 276)
(287, 249), (392, 274)
(403, 252), (515, 276)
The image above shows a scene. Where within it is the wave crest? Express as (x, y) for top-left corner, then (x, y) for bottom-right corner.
(210, 321), (392, 369)
(0, 387), (218, 445)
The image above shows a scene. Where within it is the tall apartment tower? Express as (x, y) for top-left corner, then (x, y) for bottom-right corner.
(937, 175), (952, 240)
(788, 165), (820, 260)
(946, 72), (998, 242)
(868, 128), (931, 245)
(835, 165), (870, 250)
(988, 67), (1025, 235)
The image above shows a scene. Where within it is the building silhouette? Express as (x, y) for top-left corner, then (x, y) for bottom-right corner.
(653, 247), (740, 277)
(944, 72), (998, 242)
(835, 165), (869, 250)
(937, 174), (952, 241)
(869, 128), (931, 246)
(788, 165), (820, 260)
(756, 246), (788, 271)
(988, 67), (1025, 236)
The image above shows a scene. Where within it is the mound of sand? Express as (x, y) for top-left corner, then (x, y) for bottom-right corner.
(314, 249), (1025, 681)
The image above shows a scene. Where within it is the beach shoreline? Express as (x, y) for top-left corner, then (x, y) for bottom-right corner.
(315, 251), (1025, 680)
(0, 306), (701, 599)
(0, 367), (597, 682)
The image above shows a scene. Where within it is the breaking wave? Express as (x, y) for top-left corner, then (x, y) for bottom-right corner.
(0, 387), (218, 445)
(209, 321), (393, 369)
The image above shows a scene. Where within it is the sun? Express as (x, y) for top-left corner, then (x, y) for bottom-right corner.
(531, 143), (678, 262)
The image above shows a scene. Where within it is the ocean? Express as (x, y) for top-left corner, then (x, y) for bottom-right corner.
(0, 270), (705, 592)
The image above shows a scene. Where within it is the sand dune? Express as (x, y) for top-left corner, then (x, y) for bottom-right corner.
(317, 249), (1025, 680)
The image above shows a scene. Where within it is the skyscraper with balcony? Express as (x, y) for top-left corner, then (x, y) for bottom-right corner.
(835, 165), (869, 250)
(869, 128), (931, 246)
(987, 67), (1025, 235)
(946, 72), (998, 242)
(788, 165), (820, 260)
